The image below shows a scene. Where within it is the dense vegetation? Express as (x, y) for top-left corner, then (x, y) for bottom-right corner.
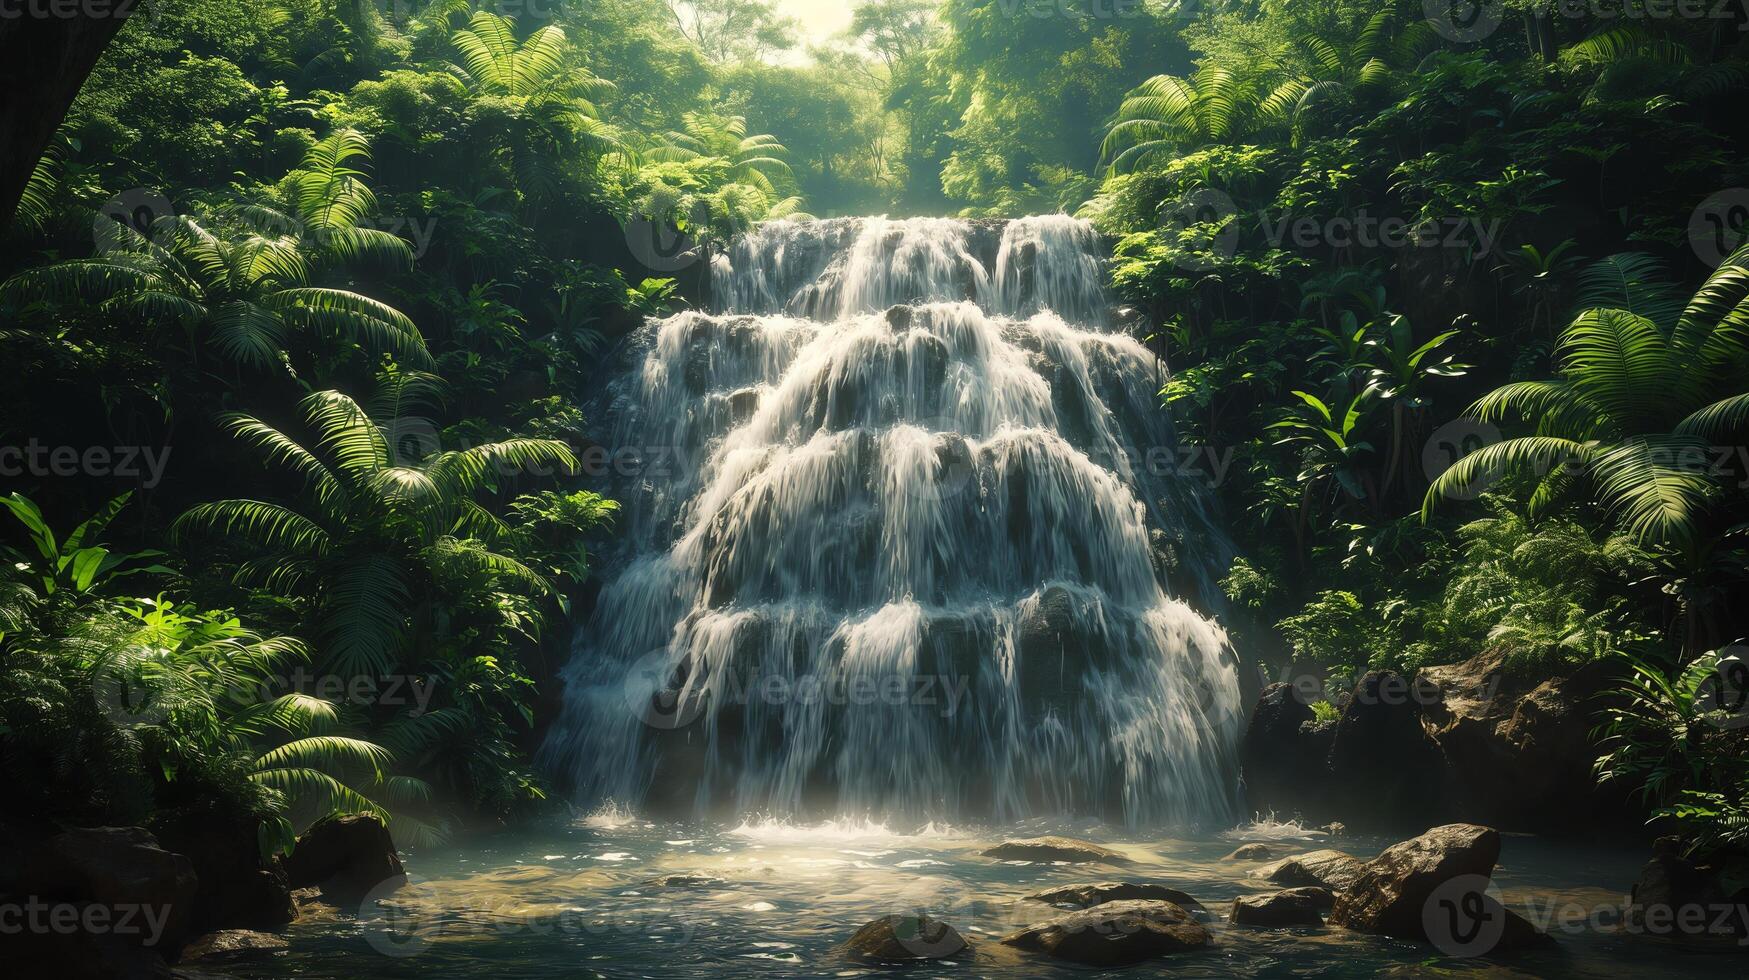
(3, 0), (1747, 860)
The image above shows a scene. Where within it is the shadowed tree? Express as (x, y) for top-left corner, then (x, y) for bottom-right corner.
(0, 8), (132, 228)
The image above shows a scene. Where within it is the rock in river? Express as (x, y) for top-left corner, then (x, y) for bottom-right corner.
(1001, 899), (1211, 966)
(845, 913), (968, 962)
(179, 930), (289, 962)
(1255, 849), (1365, 891)
(1330, 823), (1549, 953)
(1231, 888), (1331, 927)
(1027, 882), (1207, 916)
(981, 836), (1128, 864)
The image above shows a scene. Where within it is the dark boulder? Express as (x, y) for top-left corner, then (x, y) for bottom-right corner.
(27, 827), (200, 951)
(179, 929), (289, 962)
(844, 913), (968, 962)
(647, 873), (728, 889)
(282, 815), (403, 903)
(5, 826), (199, 979)
(1627, 837), (1749, 942)
(1231, 888), (1328, 927)
(1241, 650), (1634, 834)
(1223, 843), (1277, 861)
(982, 836), (1128, 864)
(1027, 882), (1206, 916)
(1255, 849), (1365, 891)
(153, 809), (294, 932)
(1239, 683), (1325, 817)
(1001, 899), (1211, 966)
(1418, 648), (1626, 832)
(1324, 672), (1444, 829)
(1331, 824), (1549, 954)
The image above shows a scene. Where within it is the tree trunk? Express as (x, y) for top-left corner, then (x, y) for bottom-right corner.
(0, 9), (130, 229)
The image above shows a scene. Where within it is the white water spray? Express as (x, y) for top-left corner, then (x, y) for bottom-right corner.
(542, 216), (1242, 827)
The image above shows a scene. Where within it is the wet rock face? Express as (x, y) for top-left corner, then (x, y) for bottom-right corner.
(1325, 671), (1445, 828)
(1001, 899), (1211, 966)
(179, 929), (289, 962)
(1224, 843), (1278, 861)
(1239, 683), (1323, 816)
(646, 873), (727, 889)
(1628, 837), (1749, 941)
(1418, 648), (1624, 831)
(7, 826), (200, 979)
(981, 836), (1129, 864)
(30, 826), (201, 951)
(1242, 649), (1632, 833)
(1255, 849), (1366, 891)
(1027, 882), (1206, 915)
(549, 215), (1242, 827)
(283, 815), (404, 903)
(1231, 888), (1329, 927)
(1330, 823), (1548, 953)
(844, 913), (968, 962)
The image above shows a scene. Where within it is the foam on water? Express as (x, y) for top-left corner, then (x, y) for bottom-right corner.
(541, 215), (1241, 828)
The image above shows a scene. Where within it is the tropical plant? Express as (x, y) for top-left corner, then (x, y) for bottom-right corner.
(447, 11), (621, 200)
(77, 596), (436, 850)
(1272, 10), (1429, 141)
(246, 128), (414, 271)
(173, 385), (577, 676)
(1100, 65), (1304, 173)
(648, 112), (794, 194)
(1426, 246), (1749, 554)
(1594, 648), (1749, 856)
(1499, 239), (1582, 337)
(1, 493), (172, 597)
(1268, 382), (1378, 502)
(1363, 314), (1468, 500)
(0, 211), (428, 374)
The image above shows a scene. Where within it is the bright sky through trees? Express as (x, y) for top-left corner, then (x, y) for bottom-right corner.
(776, 0), (855, 46)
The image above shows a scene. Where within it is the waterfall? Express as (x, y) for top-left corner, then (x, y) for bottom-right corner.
(540, 216), (1242, 828)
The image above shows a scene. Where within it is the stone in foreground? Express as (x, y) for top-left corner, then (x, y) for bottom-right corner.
(1231, 889), (1328, 927)
(1255, 849), (1365, 891)
(1027, 882), (1207, 915)
(1001, 899), (1211, 966)
(648, 873), (728, 889)
(844, 914), (968, 962)
(283, 815), (404, 902)
(981, 836), (1128, 863)
(1330, 823), (1549, 953)
(180, 930), (290, 961)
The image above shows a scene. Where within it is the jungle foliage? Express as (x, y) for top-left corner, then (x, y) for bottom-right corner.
(4, 0), (1749, 859)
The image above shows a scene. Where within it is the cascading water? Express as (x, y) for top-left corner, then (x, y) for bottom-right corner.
(541, 215), (1243, 828)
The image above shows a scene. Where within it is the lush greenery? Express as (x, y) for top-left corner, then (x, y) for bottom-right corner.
(1074, 1), (1749, 856)
(5, 0), (1749, 862)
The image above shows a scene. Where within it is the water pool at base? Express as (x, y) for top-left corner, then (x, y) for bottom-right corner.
(241, 811), (1739, 979)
